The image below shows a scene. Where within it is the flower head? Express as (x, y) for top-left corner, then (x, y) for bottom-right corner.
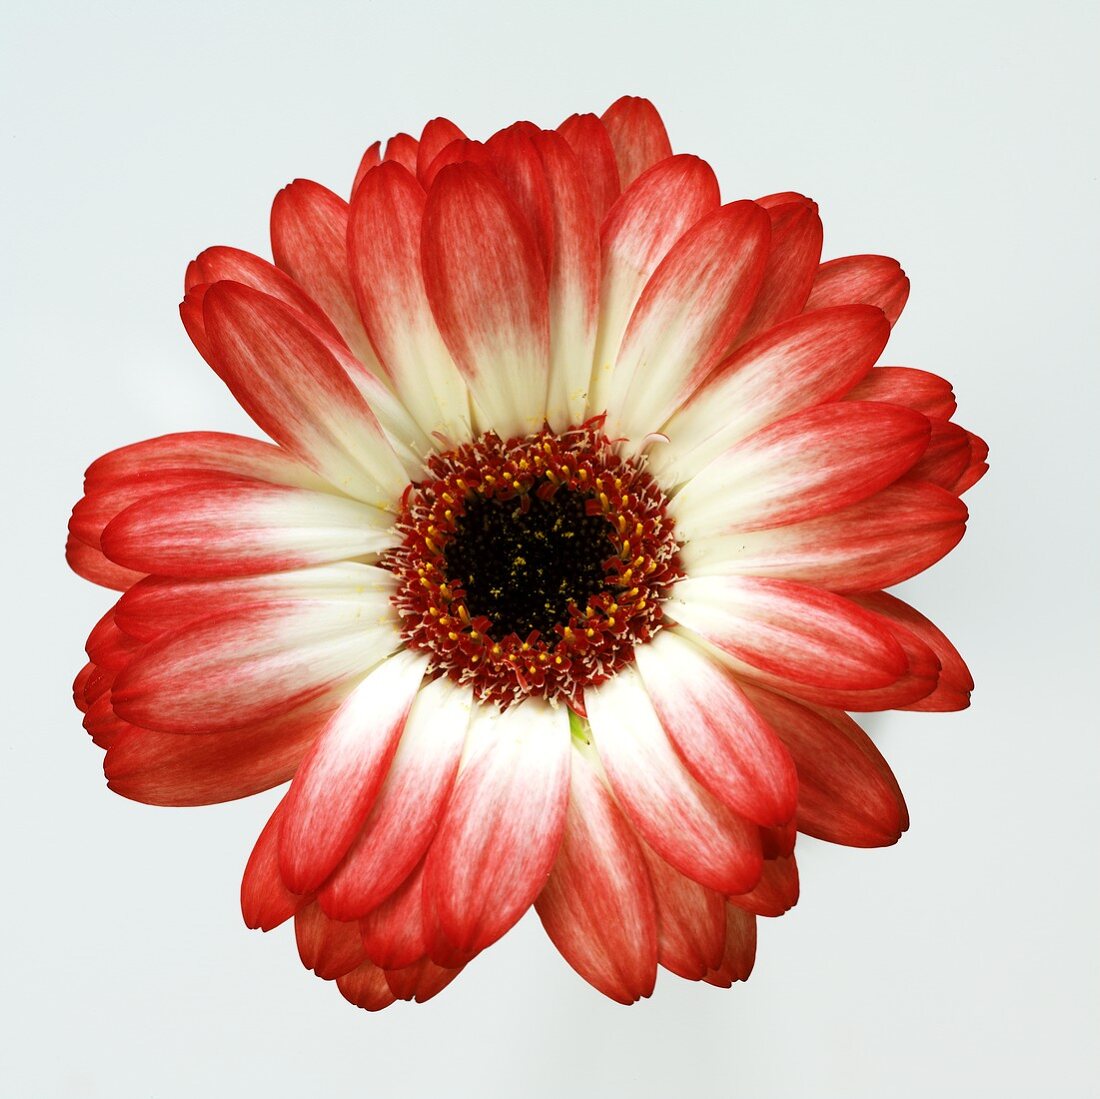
(69, 96), (987, 1009)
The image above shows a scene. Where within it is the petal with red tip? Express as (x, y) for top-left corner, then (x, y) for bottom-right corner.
(348, 161), (471, 445)
(416, 117), (466, 184)
(853, 592), (974, 712)
(66, 534), (144, 591)
(667, 575), (907, 691)
(202, 282), (407, 507)
(84, 608), (139, 673)
(359, 862), (430, 970)
(271, 180), (381, 369)
(589, 155), (720, 415)
(423, 698), (571, 961)
(350, 140), (381, 198)
(101, 480), (395, 578)
(585, 665), (763, 895)
(319, 676), (471, 920)
(115, 563), (394, 644)
(535, 744), (658, 1005)
(671, 401), (931, 538)
(609, 201), (771, 441)
(680, 480), (968, 594)
(954, 430), (989, 494)
(652, 305), (889, 486)
(185, 245), (342, 344)
(634, 630), (797, 826)
(384, 958), (463, 1004)
(72, 432), (328, 558)
(904, 420), (972, 490)
(422, 164), (550, 438)
(83, 431), (327, 491)
(528, 130), (600, 431)
(111, 599), (401, 734)
(278, 649), (428, 895)
(83, 692), (135, 750)
(383, 132), (418, 172)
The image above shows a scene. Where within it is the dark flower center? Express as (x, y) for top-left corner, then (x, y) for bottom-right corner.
(443, 487), (614, 643)
(383, 420), (682, 710)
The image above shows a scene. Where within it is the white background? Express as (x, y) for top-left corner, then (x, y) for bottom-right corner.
(3, 1), (1097, 1096)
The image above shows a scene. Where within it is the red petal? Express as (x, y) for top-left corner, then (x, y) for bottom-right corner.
(350, 140), (381, 198)
(590, 155), (719, 414)
(528, 130), (600, 430)
(805, 254), (910, 326)
(185, 245), (342, 344)
(954, 430), (989, 494)
(422, 163), (550, 437)
(359, 862), (430, 970)
(115, 563), (393, 644)
(384, 957), (463, 1004)
(600, 96), (673, 189)
(423, 699), (571, 961)
(111, 599), (399, 734)
(652, 304), (889, 486)
(681, 480), (967, 594)
(101, 480), (394, 578)
(347, 161), (471, 445)
(638, 841), (726, 981)
(728, 854), (800, 917)
(383, 132), (418, 172)
(85, 607), (139, 673)
(337, 959), (397, 1011)
(854, 592), (974, 712)
(847, 366), (957, 420)
(105, 698), (335, 807)
(585, 666), (763, 895)
(733, 195), (823, 347)
(294, 902), (365, 980)
(318, 676), (470, 921)
(672, 401), (931, 537)
(703, 905), (757, 986)
(278, 650), (427, 895)
(241, 797), (304, 932)
(557, 112), (621, 224)
(535, 746), (658, 1004)
(743, 686), (909, 847)
(270, 179), (379, 367)
(667, 575), (908, 691)
(83, 431), (324, 491)
(416, 117), (466, 184)
(634, 630), (798, 826)
(609, 200), (771, 440)
(66, 534), (144, 591)
(202, 282), (406, 506)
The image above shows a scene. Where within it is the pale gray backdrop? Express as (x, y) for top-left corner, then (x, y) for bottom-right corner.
(3, 0), (1097, 1095)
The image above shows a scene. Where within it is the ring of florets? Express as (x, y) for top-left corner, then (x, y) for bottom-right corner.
(382, 418), (682, 712)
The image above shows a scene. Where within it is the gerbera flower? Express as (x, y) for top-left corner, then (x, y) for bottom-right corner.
(68, 96), (987, 1010)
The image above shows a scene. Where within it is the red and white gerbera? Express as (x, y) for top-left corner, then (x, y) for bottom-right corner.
(68, 97), (987, 1010)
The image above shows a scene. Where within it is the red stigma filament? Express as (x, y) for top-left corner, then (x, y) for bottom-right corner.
(383, 420), (682, 711)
